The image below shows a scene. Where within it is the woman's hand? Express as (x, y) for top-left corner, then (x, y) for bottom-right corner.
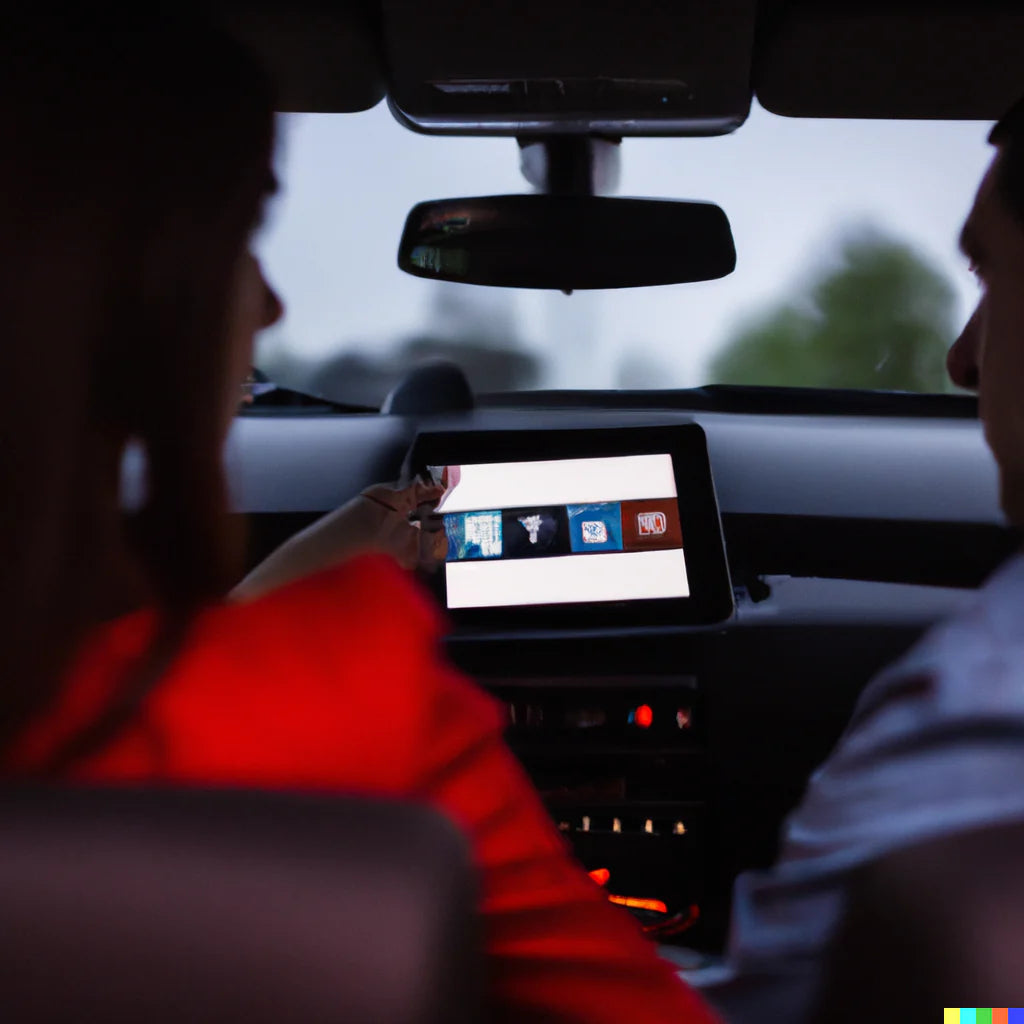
(232, 479), (446, 601)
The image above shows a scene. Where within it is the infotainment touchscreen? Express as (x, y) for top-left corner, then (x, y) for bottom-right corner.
(431, 454), (688, 609)
(408, 425), (734, 628)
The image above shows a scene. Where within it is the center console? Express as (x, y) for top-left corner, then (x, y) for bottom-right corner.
(490, 673), (705, 939)
(409, 422), (732, 943)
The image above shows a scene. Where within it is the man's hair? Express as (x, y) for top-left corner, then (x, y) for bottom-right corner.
(989, 97), (1024, 224)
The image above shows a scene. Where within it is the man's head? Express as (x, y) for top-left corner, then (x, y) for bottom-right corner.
(948, 99), (1024, 525)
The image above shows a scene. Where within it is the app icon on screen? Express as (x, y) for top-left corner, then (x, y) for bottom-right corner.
(637, 511), (668, 536)
(621, 500), (683, 551)
(444, 510), (503, 561)
(568, 503), (624, 554)
(502, 507), (570, 559)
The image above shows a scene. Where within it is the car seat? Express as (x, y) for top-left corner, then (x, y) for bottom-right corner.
(0, 787), (481, 1024)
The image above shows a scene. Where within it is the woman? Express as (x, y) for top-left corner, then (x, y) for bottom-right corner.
(0, 13), (717, 1023)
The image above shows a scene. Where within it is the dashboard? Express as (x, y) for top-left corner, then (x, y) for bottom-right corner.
(209, 399), (1015, 950)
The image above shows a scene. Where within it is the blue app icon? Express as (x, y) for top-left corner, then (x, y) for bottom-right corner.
(567, 503), (624, 554)
(444, 511), (503, 561)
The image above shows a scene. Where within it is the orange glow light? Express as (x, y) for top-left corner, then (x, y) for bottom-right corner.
(609, 895), (668, 914)
(589, 868), (611, 887)
(635, 704), (654, 729)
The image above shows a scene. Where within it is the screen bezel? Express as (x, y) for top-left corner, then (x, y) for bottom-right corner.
(407, 424), (734, 629)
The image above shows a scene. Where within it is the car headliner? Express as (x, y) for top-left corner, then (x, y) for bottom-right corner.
(212, 2), (1024, 125)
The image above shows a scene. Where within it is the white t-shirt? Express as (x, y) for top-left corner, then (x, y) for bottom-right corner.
(692, 552), (1024, 1023)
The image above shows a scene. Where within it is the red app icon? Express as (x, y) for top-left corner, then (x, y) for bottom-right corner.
(637, 511), (668, 536)
(621, 500), (683, 551)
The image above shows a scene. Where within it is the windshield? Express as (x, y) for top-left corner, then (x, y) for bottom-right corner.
(254, 102), (989, 403)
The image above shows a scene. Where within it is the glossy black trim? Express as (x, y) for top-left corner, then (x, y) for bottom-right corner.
(724, 514), (1019, 590)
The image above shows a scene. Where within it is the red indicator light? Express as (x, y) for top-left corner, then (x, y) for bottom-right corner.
(589, 868), (611, 887)
(634, 704), (654, 729)
(609, 895), (668, 914)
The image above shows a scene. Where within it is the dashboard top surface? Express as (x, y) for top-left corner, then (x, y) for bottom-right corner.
(183, 405), (1014, 639)
(218, 407), (1001, 524)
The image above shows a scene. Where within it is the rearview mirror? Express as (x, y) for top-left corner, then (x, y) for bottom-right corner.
(397, 195), (735, 291)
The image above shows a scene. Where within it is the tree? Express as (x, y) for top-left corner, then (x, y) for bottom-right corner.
(257, 283), (543, 405)
(616, 351), (678, 389)
(708, 228), (959, 392)
(397, 283), (542, 393)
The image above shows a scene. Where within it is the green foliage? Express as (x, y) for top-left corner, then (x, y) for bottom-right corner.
(708, 229), (959, 392)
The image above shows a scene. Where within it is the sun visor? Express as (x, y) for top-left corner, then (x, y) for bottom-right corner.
(217, 5), (386, 113)
(382, 0), (756, 136)
(756, 4), (1024, 120)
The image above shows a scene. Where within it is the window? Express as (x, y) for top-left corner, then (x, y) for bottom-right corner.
(255, 102), (988, 401)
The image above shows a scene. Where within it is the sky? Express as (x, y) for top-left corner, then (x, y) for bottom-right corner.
(255, 100), (993, 391)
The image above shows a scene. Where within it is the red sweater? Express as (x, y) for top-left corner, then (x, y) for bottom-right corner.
(8, 555), (716, 1024)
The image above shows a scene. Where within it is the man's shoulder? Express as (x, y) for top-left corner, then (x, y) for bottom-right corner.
(847, 551), (1024, 737)
(775, 551), (1024, 869)
(715, 555), (1024, 1004)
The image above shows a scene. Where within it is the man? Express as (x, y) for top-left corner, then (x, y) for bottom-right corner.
(691, 100), (1024, 1023)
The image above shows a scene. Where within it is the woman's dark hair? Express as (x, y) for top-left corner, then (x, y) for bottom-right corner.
(989, 96), (1024, 225)
(0, 14), (276, 764)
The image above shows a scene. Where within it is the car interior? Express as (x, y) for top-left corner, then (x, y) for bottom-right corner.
(211, 0), (1024, 956)
(10, 0), (1024, 1014)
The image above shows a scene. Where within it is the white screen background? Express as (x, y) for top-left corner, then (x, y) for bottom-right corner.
(443, 454), (690, 609)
